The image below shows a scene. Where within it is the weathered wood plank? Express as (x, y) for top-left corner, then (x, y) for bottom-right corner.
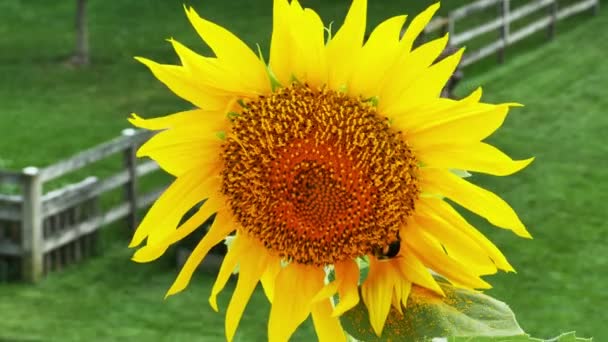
(497, 0), (509, 63)
(424, 17), (449, 34)
(459, 0), (594, 67)
(39, 130), (152, 182)
(509, 0), (554, 23)
(0, 194), (20, 203)
(41, 160), (159, 218)
(43, 201), (128, 253)
(0, 240), (21, 256)
(73, 205), (83, 263)
(461, 39), (504, 67)
(138, 186), (167, 209)
(452, 0), (554, 46)
(506, 2), (590, 46)
(137, 160), (160, 177)
(21, 167), (44, 282)
(0, 170), (23, 184)
(593, 0), (600, 15)
(122, 129), (139, 231)
(452, 0), (502, 20)
(557, 0), (597, 20)
(507, 15), (552, 44)
(42, 177), (98, 217)
(0, 196), (21, 222)
(104, 202), (131, 226)
(547, 0), (558, 40)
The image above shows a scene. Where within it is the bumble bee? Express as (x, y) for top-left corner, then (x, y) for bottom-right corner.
(373, 235), (401, 261)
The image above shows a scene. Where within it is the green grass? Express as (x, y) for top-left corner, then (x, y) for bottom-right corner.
(1, 0), (606, 341)
(0, 0), (463, 170)
(0, 232), (314, 341)
(454, 10), (608, 341)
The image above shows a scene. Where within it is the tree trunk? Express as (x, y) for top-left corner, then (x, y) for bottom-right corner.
(71, 0), (89, 66)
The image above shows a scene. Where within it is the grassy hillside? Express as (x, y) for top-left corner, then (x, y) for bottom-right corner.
(0, 0), (606, 341)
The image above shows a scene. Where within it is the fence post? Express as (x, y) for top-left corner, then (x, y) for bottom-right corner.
(497, 0), (510, 64)
(447, 14), (455, 47)
(21, 166), (43, 282)
(547, 0), (558, 40)
(122, 128), (139, 231)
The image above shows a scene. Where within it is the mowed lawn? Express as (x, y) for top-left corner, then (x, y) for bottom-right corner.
(1, 0), (607, 341)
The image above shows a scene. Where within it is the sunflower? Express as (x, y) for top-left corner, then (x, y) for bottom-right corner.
(128, 1), (533, 341)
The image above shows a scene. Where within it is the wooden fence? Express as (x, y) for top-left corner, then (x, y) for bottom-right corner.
(422, 0), (600, 67)
(0, 129), (164, 282)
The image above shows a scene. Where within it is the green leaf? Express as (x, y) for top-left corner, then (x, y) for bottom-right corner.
(450, 169), (472, 178)
(447, 331), (591, 341)
(341, 281), (525, 341)
(541, 332), (592, 342)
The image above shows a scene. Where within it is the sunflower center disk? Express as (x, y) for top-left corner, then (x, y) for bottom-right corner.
(221, 84), (420, 266)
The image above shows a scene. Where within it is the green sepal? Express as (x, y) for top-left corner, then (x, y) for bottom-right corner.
(227, 111), (241, 121)
(363, 96), (379, 107)
(256, 43), (282, 91)
(325, 21), (334, 42)
(237, 99), (249, 109)
(357, 257), (370, 284)
(450, 169), (472, 178)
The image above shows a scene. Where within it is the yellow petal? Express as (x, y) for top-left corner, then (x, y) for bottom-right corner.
(404, 225), (492, 289)
(406, 104), (512, 147)
(400, 280), (412, 309)
(312, 278), (340, 304)
(164, 208), (234, 298)
(209, 232), (244, 312)
(268, 264), (325, 342)
(129, 169), (219, 248)
(419, 142), (534, 176)
(417, 197), (514, 272)
(260, 255), (282, 303)
(269, 0), (292, 86)
(361, 258), (396, 336)
(348, 15), (407, 98)
(379, 34), (449, 112)
(135, 57), (232, 111)
(269, 1), (327, 87)
(420, 168), (532, 238)
(133, 117), (225, 177)
(332, 259), (360, 316)
(311, 299), (347, 342)
(391, 274), (403, 315)
(413, 214), (498, 276)
(389, 86), (485, 131)
(395, 246), (445, 296)
(400, 3), (440, 53)
(184, 7), (270, 94)
(129, 110), (204, 131)
(225, 237), (272, 342)
(288, 2), (327, 87)
(326, 0), (366, 89)
(398, 47), (464, 110)
(168, 39), (261, 96)
(132, 195), (225, 262)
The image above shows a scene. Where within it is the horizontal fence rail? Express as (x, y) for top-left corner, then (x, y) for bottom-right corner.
(423, 0), (599, 67)
(39, 130), (152, 182)
(0, 171), (23, 184)
(0, 129), (165, 282)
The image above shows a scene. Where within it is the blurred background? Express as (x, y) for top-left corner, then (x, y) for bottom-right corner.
(0, 0), (606, 340)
